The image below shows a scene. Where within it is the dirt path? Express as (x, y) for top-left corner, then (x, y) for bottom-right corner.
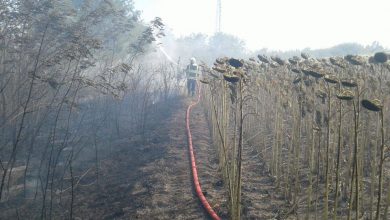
(77, 97), (220, 220)
(241, 143), (291, 220)
(125, 97), (225, 219)
(69, 97), (225, 220)
(190, 101), (228, 219)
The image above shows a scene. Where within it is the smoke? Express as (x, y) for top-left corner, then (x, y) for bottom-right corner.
(157, 45), (178, 66)
(153, 35), (180, 66)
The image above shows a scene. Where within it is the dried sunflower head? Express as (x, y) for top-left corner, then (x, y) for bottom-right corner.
(302, 69), (324, 78)
(361, 99), (382, 112)
(324, 75), (339, 84)
(330, 57), (347, 68)
(212, 66), (226, 73)
(271, 56), (286, 65)
(373, 52), (388, 63)
(336, 90), (354, 100)
(341, 79), (357, 88)
(293, 77), (302, 84)
(257, 54), (270, 64)
(223, 74), (240, 83)
(301, 52), (310, 60)
(291, 68), (301, 74)
(228, 58), (244, 68)
(344, 55), (366, 66)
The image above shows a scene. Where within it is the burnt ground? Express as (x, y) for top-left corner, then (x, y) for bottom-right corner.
(72, 96), (294, 220)
(241, 144), (292, 220)
(72, 96), (227, 219)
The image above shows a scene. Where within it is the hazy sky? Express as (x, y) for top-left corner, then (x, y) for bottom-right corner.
(134, 0), (390, 51)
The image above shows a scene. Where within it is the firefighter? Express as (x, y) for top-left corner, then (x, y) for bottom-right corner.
(185, 57), (199, 96)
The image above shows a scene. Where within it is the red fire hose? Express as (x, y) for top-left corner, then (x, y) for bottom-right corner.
(186, 83), (221, 220)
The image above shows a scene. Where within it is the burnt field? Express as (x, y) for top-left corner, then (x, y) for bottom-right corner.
(1, 1), (390, 219)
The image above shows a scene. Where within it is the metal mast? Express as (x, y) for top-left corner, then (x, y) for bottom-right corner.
(216, 0), (222, 33)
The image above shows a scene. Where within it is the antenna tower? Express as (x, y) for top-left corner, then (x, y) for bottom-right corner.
(216, 0), (222, 33)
